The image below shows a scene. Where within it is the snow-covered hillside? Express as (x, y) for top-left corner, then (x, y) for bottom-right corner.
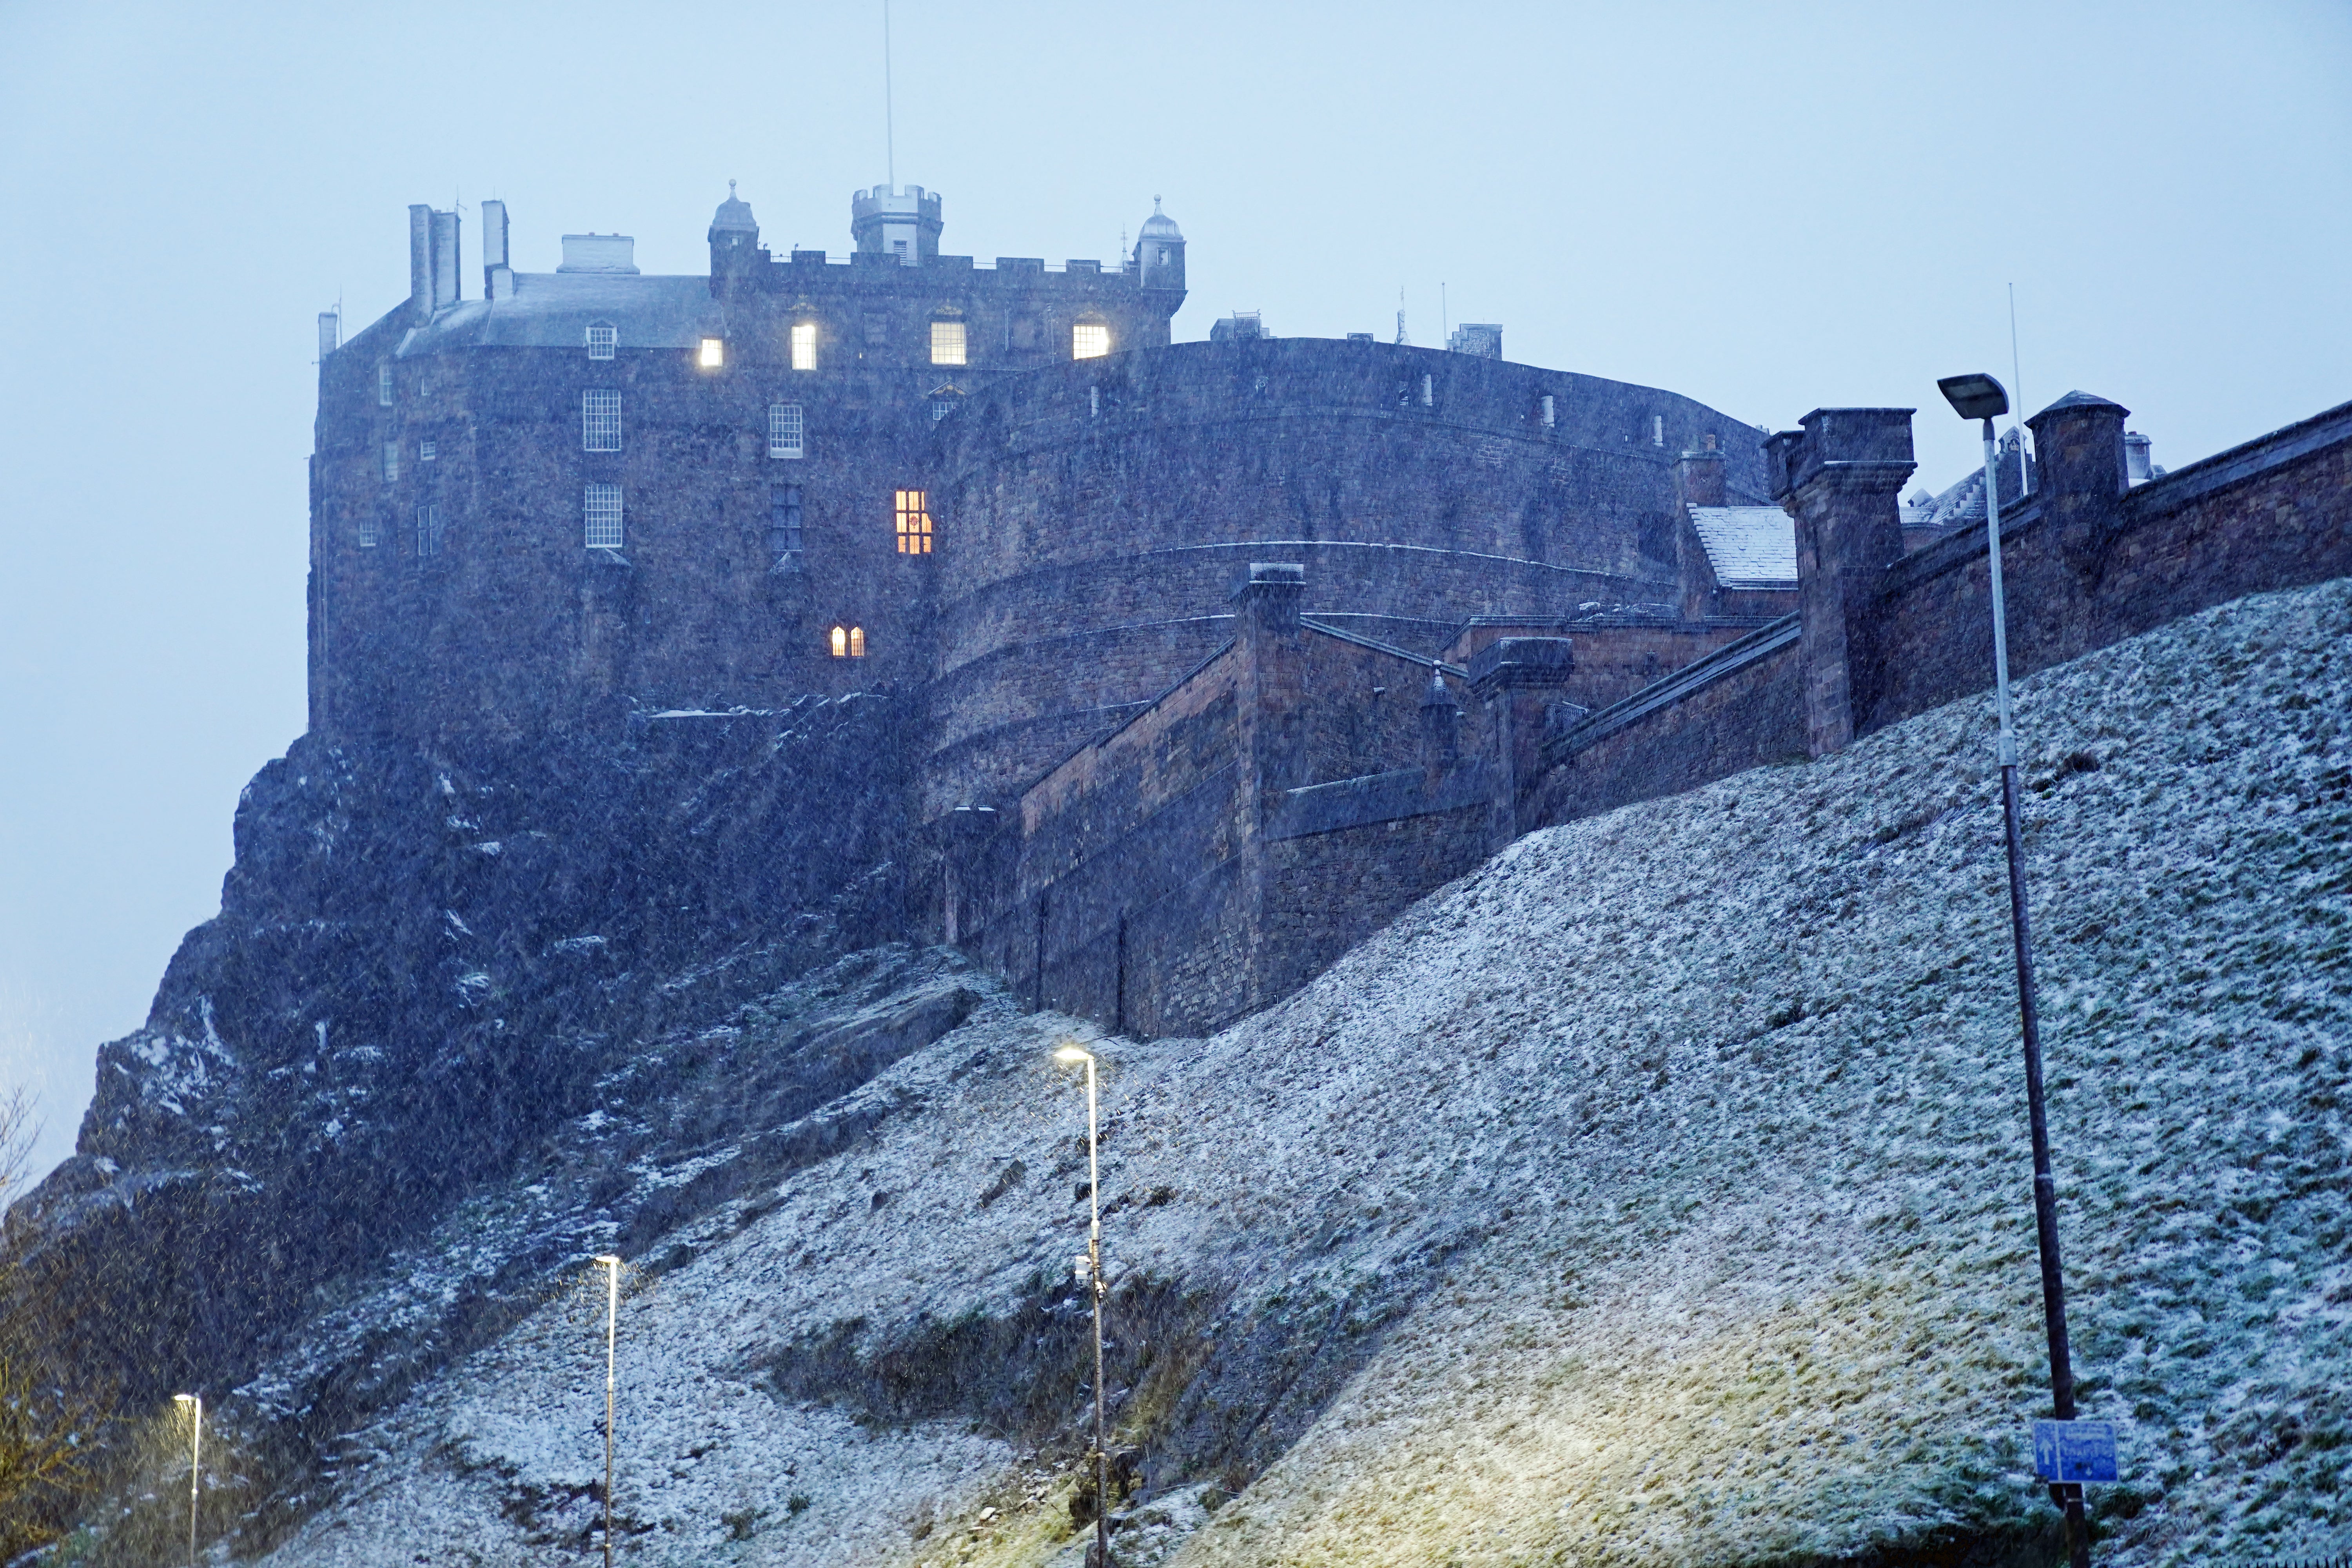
(131, 579), (2352, 1566)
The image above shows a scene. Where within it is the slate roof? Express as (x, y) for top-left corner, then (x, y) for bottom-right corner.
(1688, 505), (1797, 589)
(396, 273), (722, 356)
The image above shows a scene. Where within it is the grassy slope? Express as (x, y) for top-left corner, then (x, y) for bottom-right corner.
(245, 578), (2348, 1568)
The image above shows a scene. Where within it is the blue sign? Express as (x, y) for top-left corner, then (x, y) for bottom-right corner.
(2033, 1420), (2119, 1483)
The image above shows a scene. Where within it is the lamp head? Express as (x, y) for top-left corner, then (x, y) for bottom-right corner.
(1054, 1045), (1094, 1065)
(1937, 373), (2009, 421)
(173, 1393), (196, 1405)
(594, 1254), (622, 1267)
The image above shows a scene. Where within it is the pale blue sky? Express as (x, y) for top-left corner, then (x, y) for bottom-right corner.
(3, 0), (2348, 1183)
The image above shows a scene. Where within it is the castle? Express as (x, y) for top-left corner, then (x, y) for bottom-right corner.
(311, 185), (2352, 1037)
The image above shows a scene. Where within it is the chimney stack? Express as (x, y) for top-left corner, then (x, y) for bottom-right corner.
(316, 309), (339, 361)
(481, 199), (512, 299)
(1674, 431), (1727, 509)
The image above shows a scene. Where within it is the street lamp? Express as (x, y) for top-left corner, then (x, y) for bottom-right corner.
(171, 1393), (200, 1568)
(1936, 372), (2090, 1568)
(594, 1254), (623, 1568)
(1054, 1042), (1112, 1568)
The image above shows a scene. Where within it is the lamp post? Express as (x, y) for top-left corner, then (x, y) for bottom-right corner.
(1054, 1043), (1111, 1568)
(171, 1393), (200, 1568)
(1936, 373), (2090, 1568)
(594, 1254), (622, 1568)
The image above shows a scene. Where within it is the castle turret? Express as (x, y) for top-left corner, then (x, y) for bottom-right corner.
(1134, 198), (1185, 292)
(850, 183), (942, 265)
(708, 181), (762, 292)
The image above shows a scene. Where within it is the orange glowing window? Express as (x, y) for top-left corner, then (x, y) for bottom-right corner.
(829, 625), (866, 657)
(894, 488), (932, 554)
(830, 625), (848, 657)
(851, 626), (866, 656)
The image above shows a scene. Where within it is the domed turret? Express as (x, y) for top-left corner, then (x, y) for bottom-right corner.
(1133, 197), (1186, 294)
(708, 181), (762, 290)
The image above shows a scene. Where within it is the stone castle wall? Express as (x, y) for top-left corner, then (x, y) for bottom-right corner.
(920, 339), (1778, 820)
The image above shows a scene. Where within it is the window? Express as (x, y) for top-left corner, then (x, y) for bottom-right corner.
(768, 403), (805, 459)
(382, 442), (401, 482)
(852, 626), (866, 656)
(1072, 321), (1109, 360)
(586, 323), (616, 359)
(1652, 414), (1665, 446)
(584, 483), (624, 549)
(829, 624), (866, 657)
(930, 319), (967, 366)
(769, 484), (803, 558)
(377, 364), (394, 406)
(894, 489), (932, 555)
(419, 439), (437, 462)
(583, 390), (620, 452)
(699, 337), (725, 369)
(358, 514), (381, 548)
(414, 505), (445, 557)
(1420, 374), (1434, 408)
(1090, 386), (1100, 419)
(1541, 394), (1556, 429)
(790, 321), (817, 371)
(932, 400), (953, 423)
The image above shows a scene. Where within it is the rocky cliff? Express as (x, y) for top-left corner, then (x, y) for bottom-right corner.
(19, 580), (2352, 1566)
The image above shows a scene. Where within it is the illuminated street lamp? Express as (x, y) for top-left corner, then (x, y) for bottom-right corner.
(1054, 1042), (1112, 1568)
(171, 1393), (200, 1568)
(594, 1254), (623, 1568)
(1936, 372), (2089, 1568)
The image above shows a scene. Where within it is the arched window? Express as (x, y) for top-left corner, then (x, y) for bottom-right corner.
(850, 626), (866, 657)
(830, 625), (848, 658)
(829, 625), (867, 658)
(1072, 321), (1110, 360)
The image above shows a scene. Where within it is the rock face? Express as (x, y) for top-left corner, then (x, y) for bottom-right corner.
(19, 580), (2352, 1567)
(12, 695), (914, 1411)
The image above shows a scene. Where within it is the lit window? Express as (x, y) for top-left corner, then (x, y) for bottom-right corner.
(769, 484), (803, 558)
(586, 323), (616, 359)
(583, 390), (621, 452)
(377, 364), (394, 406)
(1072, 322), (1110, 359)
(894, 489), (933, 555)
(699, 337), (725, 369)
(358, 514), (381, 548)
(584, 483), (624, 550)
(851, 626), (866, 656)
(769, 404), (805, 459)
(419, 439), (437, 462)
(791, 322), (817, 370)
(414, 505), (445, 557)
(382, 442), (401, 483)
(830, 625), (848, 657)
(930, 320), (967, 365)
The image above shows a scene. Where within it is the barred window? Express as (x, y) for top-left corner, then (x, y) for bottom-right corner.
(894, 488), (932, 555)
(583, 390), (621, 452)
(930, 319), (967, 366)
(584, 483), (624, 550)
(586, 323), (616, 359)
(414, 505), (445, 557)
(382, 442), (401, 482)
(769, 484), (803, 558)
(377, 364), (394, 406)
(851, 625), (866, 656)
(830, 625), (867, 658)
(358, 514), (382, 548)
(768, 403), (805, 459)
(790, 321), (817, 371)
(1072, 321), (1109, 360)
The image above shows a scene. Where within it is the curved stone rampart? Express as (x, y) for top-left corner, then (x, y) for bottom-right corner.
(920, 337), (1772, 815)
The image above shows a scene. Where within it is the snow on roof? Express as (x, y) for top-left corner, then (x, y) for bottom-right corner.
(396, 272), (722, 356)
(1688, 504), (1796, 589)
